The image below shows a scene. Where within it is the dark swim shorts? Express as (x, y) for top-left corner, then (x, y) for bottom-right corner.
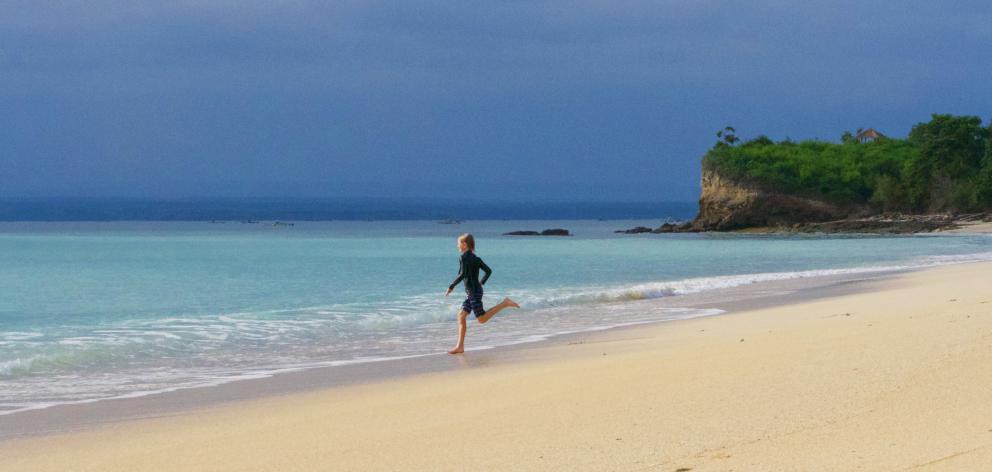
(461, 291), (485, 317)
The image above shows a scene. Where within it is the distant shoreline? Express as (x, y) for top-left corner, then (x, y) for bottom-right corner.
(0, 198), (697, 222)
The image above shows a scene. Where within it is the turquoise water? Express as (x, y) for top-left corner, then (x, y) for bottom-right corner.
(1, 220), (991, 414)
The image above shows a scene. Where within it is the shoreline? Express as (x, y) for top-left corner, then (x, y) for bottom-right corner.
(0, 265), (921, 440)
(0, 268), (908, 443)
(3, 262), (992, 469)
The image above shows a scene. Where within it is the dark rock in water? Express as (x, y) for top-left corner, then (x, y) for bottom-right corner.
(616, 221), (696, 234)
(504, 229), (571, 236)
(652, 223), (681, 233)
(614, 226), (653, 234)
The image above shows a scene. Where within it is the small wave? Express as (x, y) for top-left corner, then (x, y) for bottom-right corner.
(0, 357), (36, 376)
(508, 251), (992, 310)
(0, 344), (131, 378)
(1, 331), (44, 341)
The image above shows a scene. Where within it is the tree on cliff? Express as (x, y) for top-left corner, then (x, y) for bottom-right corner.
(907, 114), (989, 210)
(975, 121), (992, 206)
(909, 115), (987, 178)
(715, 126), (739, 147)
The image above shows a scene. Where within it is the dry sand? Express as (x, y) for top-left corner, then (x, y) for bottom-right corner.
(943, 221), (992, 234)
(2, 262), (992, 471)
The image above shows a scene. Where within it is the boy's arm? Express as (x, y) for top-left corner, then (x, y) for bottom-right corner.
(479, 259), (492, 285)
(448, 256), (466, 290)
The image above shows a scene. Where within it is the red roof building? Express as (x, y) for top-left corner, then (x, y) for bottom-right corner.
(855, 128), (885, 143)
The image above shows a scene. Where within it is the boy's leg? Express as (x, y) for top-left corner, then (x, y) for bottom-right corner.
(476, 297), (520, 324)
(448, 310), (469, 354)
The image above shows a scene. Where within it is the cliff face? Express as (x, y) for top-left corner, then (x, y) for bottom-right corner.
(691, 169), (861, 231)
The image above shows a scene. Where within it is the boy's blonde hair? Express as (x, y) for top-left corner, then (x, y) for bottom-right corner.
(458, 233), (475, 250)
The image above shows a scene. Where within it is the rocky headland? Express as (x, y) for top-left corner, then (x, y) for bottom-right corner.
(617, 169), (991, 235)
(616, 115), (992, 234)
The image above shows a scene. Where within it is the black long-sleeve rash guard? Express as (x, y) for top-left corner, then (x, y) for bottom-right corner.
(448, 251), (492, 293)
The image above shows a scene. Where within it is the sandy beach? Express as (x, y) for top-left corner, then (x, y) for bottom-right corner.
(2, 261), (992, 471)
(944, 220), (992, 234)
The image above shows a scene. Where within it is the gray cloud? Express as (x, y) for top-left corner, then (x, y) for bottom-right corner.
(1, 1), (989, 199)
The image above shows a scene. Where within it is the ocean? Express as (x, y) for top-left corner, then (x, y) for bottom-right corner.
(1, 219), (990, 415)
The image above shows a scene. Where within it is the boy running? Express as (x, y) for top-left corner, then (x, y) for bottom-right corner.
(444, 233), (519, 354)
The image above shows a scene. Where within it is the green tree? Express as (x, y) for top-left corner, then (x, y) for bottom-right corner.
(871, 175), (907, 211)
(976, 121), (992, 207)
(743, 135), (773, 147)
(715, 126), (739, 147)
(908, 114), (987, 179)
(987, 121), (992, 165)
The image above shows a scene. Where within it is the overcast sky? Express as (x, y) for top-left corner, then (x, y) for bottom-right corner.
(2, 1), (990, 201)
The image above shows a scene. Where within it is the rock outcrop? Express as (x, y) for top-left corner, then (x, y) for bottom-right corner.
(614, 226), (653, 234)
(614, 222), (694, 234)
(788, 214), (958, 234)
(690, 169), (861, 231)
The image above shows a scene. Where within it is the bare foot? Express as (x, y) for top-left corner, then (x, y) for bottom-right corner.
(447, 347), (464, 355)
(503, 297), (520, 308)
